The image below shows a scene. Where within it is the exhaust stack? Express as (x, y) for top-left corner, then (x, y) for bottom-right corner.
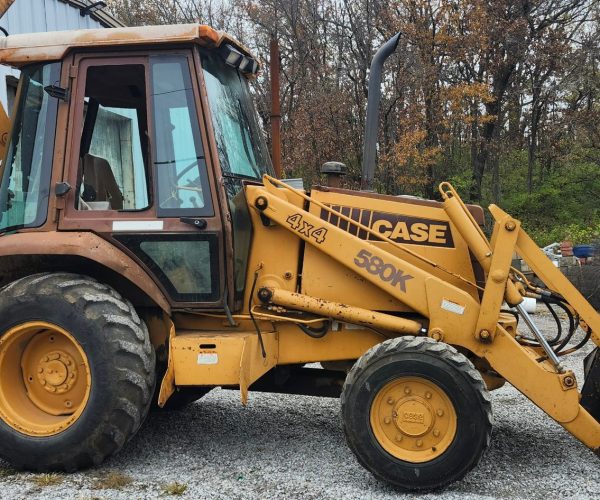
(361, 32), (401, 190)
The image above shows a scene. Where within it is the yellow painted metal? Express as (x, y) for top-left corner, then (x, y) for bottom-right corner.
(158, 320), (177, 408)
(561, 407), (600, 450)
(473, 214), (520, 341)
(245, 179), (482, 345)
(440, 183), (523, 307)
(169, 331), (277, 405)
(241, 178), (600, 454)
(369, 376), (457, 463)
(303, 190), (480, 312)
(0, 322), (91, 436)
(265, 288), (423, 335)
(276, 322), (383, 365)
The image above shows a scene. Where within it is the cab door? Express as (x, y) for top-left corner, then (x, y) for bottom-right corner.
(59, 50), (225, 308)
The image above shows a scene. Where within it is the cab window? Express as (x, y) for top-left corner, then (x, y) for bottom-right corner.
(150, 55), (213, 217)
(76, 64), (150, 211)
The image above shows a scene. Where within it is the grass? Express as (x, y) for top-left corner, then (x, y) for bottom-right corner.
(92, 471), (133, 490)
(0, 467), (17, 478)
(162, 481), (188, 496)
(32, 473), (64, 487)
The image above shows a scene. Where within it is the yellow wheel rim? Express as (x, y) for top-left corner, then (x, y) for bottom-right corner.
(0, 321), (91, 436)
(370, 376), (457, 463)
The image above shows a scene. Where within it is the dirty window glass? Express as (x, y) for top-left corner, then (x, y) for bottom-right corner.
(77, 64), (150, 211)
(112, 234), (220, 302)
(201, 52), (272, 180)
(0, 63), (59, 232)
(150, 55), (213, 217)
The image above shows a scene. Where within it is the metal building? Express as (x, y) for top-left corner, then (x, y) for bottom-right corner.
(0, 0), (123, 112)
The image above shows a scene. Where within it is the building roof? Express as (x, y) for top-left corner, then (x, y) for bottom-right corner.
(60, 0), (125, 28)
(0, 0), (124, 29)
(0, 23), (256, 67)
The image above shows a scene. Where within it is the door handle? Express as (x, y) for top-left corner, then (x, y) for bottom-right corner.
(179, 217), (207, 230)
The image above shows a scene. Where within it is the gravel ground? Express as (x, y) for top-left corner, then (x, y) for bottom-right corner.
(1, 311), (599, 499)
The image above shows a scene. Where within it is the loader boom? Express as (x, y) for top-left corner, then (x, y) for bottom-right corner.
(246, 175), (600, 454)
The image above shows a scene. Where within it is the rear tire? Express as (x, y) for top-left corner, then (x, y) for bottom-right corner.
(0, 272), (155, 471)
(341, 336), (492, 491)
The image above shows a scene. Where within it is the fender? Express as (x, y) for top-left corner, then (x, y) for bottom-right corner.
(0, 230), (170, 313)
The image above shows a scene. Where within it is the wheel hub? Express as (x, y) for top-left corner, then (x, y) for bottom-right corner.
(393, 397), (434, 437)
(370, 376), (457, 462)
(36, 351), (78, 393)
(0, 321), (90, 436)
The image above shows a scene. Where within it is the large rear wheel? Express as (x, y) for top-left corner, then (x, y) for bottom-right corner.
(0, 273), (155, 471)
(341, 336), (492, 491)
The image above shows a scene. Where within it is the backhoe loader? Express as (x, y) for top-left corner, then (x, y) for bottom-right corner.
(0, 18), (598, 492)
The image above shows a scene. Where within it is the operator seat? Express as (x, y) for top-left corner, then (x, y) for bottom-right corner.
(80, 153), (124, 210)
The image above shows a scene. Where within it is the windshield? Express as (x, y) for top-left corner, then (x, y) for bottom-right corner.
(201, 52), (272, 180)
(0, 63), (59, 233)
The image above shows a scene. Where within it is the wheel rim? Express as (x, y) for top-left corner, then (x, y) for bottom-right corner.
(0, 321), (91, 436)
(369, 376), (457, 463)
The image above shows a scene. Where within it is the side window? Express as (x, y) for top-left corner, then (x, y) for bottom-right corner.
(113, 234), (220, 302)
(150, 55), (213, 217)
(76, 64), (150, 211)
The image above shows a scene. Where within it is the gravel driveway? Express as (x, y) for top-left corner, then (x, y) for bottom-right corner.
(1, 312), (599, 499)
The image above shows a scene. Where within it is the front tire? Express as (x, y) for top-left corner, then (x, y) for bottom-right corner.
(341, 336), (492, 491)
(0, 272), (156, 471)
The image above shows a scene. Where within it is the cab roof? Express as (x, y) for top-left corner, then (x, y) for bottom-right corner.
(0, 24), (257, 68)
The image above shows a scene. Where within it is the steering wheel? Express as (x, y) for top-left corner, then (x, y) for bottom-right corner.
(161, 159), (204, 208)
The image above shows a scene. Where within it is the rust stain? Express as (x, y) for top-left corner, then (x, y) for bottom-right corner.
(0, 24), (257, 69)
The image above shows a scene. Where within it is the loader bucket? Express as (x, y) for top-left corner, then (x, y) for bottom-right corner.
(582, 348), (600, 427)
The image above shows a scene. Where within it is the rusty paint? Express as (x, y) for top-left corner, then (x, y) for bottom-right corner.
(0, 231), (170, 313)
(0, 0), (16, 18)
(0, 24), (258, 69)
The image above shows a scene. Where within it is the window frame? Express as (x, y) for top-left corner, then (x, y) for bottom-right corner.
(149, 54), (214, 218)
(113, 233), (221, 302)
(63, 55), (154, 220)
(59, 49), (228, 310)
(0, 62), (61, 234)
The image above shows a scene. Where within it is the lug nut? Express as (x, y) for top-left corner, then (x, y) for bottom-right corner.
(437, 409), (444, 417)
(395, 435), (403, 442)
(387, 397), (395, 405)
(416, 440), (423, 447)
(404, 387), (411, 395)
(433, 429), (440, 437)
(384, 417), (391, 424)
(425, 392), (432, 399)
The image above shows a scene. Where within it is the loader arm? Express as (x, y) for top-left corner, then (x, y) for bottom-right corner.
(245, 176), (600, 455)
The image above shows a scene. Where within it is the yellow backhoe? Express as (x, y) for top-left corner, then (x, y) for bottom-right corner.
(0, 11), (597, 491)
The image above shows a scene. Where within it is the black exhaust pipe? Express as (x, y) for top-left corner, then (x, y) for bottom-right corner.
(361, 32), (401, 191)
